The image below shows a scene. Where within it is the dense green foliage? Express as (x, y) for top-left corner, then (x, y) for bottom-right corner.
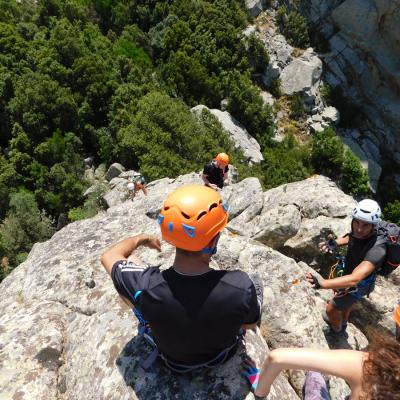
(276, 6), (310, 49)
(262, 134), (312, 189)
(0, 0), (274, 279)
(383, 200), (400, 226)
(0, 0), (386, 282)
(311, 128), (370, 197)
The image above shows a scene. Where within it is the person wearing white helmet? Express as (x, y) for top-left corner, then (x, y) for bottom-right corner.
(127, 173), (148, 200)
(306, 199), (387, 335)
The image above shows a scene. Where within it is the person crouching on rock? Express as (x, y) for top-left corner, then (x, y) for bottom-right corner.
(306, 199), (386, 336)
(101, 185), (263, 372)
(127, 174), (148, 200)
(202, 152), (230, 191)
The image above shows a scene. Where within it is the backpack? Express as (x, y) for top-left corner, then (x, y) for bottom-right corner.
(376, 221), (400, 276)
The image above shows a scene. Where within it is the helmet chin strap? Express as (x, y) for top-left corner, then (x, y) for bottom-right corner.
(201, 246), (217, 255)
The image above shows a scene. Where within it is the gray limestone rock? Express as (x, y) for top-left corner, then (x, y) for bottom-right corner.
(94, 163), (107, 180)
(245, 0), (264, 18)
(192, 105), (264, 164)
(106, 163), (126, 182)
(280, 49), (323, 97)
(302, 0), (400, 168)
(1, 172), (398, 400)
(321, 106), (340, 124)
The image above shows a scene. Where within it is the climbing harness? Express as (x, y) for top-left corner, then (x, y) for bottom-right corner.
(132, 290), (243, 372)
(329, 255), (375, 299)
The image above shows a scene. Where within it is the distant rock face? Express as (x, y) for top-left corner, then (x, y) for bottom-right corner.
(106, 163), (125, 182)
(227, 175), (355, 264)
(191, 105), (264, 164)
(280, 48), (323, 98)
(300, 0), (400, 164)
(245, 0), (264, 17)
(1, 173), (399, 399)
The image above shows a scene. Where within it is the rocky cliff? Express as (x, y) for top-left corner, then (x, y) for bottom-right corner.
(300, 0), (400, 164)
(1, 173), (399, 399)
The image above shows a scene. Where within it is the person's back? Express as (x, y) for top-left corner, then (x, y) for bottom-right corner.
(202, 153), (230, 190)
(102, 185), (261, 369)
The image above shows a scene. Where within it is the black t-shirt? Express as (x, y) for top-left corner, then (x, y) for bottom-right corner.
(112, 262), (260, 364)
(203, 161), (229, 188)
(344, 232), (386, 276)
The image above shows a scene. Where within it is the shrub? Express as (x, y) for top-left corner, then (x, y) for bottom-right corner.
(341, 149), (370, 197)
(269, 78), (282, 98)
(383, 200), (400, 225)
(262, 134), (312, 189)
(290, 92), (307, 119)
(311, 127), (344, 178)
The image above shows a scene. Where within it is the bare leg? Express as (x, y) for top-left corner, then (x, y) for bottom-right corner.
(326, 302), (343, 331)
(342, 305), (352, 325)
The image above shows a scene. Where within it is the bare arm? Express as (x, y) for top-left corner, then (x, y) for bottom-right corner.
(255, 348), (366, 398)
(201, 173), (218, 190)
(100, 234), (161, 276)
(306, 261), (376, 290)
(101, 234), (161, 307)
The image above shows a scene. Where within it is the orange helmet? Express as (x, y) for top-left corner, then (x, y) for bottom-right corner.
(215, 153), (230, 165)
(394, 304), (400, 326)
(157, 185), (229, 251)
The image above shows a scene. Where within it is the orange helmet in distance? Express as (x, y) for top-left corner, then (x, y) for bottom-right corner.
(215, 153), (230, 165)
(157, 185), (229, 251)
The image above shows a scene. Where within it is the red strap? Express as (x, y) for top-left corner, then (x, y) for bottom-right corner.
(386, 261), (399, 267)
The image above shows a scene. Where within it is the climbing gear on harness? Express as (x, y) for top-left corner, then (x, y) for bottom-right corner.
(328, 255), (346, 279)
(375, 221), (400, 276)
(132, 289), (242, 372)
(157, 185), (229, 251)
(215, 152), (230, 165)
(352, 199), (381, 224)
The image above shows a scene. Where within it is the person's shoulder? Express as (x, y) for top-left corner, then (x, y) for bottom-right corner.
(221, 270), (252, 289)
(203, 161), (214, 171)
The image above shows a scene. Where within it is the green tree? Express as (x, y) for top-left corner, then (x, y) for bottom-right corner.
(311, 127), (344, 178)
(116, 91), (244, 181)
(0, 190), (54, 278)
(226, 72), (274, 147)
(383, 200), (400, 226)
(262, 134), (312, 189)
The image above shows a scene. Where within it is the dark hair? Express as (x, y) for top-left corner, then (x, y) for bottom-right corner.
(361, 332), (400, 399)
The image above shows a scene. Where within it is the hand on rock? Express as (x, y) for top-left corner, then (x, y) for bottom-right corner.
(305, 272), (322, 289)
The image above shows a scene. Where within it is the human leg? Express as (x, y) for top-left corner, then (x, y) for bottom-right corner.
(325, 302), (343, 332)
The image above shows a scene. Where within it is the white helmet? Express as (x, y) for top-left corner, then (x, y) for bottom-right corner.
(127, 182), (135, 191)
(352, 199), (381, 224)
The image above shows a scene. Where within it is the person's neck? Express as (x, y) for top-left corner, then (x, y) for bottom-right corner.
(172, 253), (211, 275)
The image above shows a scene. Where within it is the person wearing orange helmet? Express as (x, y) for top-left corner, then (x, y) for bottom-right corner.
(101, 185), (263, 372)
(202, 153), (230, 190)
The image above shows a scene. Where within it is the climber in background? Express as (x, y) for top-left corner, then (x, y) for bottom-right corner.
(202, 152), (230, 190)
(243, 331), (400, 400)
(101, 185), (263, 372)
(127, 173), (148, 200)
(306, 199), (386, 335)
